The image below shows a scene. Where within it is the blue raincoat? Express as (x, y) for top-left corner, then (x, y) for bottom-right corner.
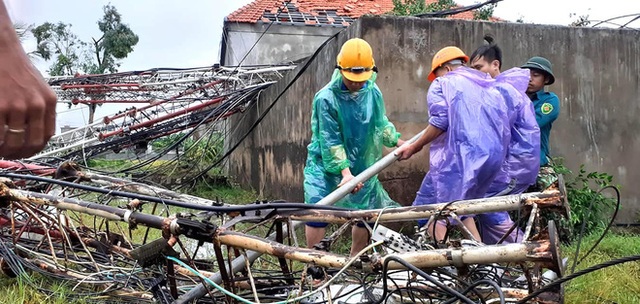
(478, 68), (541, 244)
(303, 70), (401, 210)
(414, 67), (510, 227)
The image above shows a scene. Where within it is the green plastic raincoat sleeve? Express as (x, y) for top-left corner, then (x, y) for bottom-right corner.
(381, 115), (401, 147)
(315, 96), (350, 175)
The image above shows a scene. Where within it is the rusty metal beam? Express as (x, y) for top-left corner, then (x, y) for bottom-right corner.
(214, 229), (562, 274)
(278, 189), (568, 224)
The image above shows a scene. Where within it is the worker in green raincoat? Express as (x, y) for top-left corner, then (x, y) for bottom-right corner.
(304, 38), (404, 256)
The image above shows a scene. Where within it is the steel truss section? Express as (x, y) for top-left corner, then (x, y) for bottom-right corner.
(36, 65), (295, 160)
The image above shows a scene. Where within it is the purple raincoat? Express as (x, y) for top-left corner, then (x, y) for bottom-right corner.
(414, 67), (510, 227)
(478, 68), (541, 244)
(489, 68), (541, 193)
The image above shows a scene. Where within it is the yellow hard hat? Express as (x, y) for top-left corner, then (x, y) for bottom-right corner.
(428, 46), (470, 82)
(336, 38), (376, 82)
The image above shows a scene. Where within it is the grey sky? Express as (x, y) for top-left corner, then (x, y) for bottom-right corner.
(4, 0), (638, 130)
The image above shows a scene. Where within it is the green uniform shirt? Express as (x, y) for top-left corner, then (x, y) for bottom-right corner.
(530, 90), (560, 166)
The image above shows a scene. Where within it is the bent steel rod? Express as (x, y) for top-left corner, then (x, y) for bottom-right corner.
(175, 130), (426, 303)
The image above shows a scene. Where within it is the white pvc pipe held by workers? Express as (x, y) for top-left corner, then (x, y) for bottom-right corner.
(174, 130), (425, 303)
(315, 130), (425, 207)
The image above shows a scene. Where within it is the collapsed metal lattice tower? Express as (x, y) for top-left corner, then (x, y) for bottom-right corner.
(34, 65), (295, 161)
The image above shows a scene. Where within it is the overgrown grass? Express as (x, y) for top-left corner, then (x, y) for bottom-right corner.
(0, 274), (86, 304)
(562, 230), (640, 303)
(189, 182), (261, 205)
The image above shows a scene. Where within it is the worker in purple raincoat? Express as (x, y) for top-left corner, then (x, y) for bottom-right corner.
(396, 46), (510, 242)
(469, 41), (540, 244)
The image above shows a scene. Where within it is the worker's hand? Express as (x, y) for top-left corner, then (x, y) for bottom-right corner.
(395, 143), (421, 161)
(338, 173), (364, 194)
(0, 46), (57, 159)
(396, 139), (406, 147)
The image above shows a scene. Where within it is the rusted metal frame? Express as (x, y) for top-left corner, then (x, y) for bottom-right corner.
(212, 235), (233, 300)
(518, 257), (541, 293)
(523, 204), (539, 240)
(168, 259), (179, 299)
(216, 230), (350, 269)
(12, 202), (60, 268)
(275, 221), (294, 285)
(2, 183), (560, 302)
(175, 237), (220, 302)
(232, 247), (248, 279)
(142, 202), (160, 245)
(276, 190), (567, 225)
(11, 186), (164, 264)
(11, 211), (36, 243)
(3, 212), (76, 251)
(1, 187), (185, 269)
(475, 288), (529, 302)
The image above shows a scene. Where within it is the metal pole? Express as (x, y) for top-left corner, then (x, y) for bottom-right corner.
(278, 190), (566, 224)
(174, 130), (425, 303)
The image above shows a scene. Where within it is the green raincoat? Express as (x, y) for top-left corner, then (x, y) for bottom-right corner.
(303, 70), (401, 210)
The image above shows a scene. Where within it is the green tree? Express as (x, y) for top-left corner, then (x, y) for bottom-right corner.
(32, 4), (139, 123)
(31, 22), (84, 76)
(473, 3), (496, 20)
(426, 0), (457, 12)
(81, 5), (139, 75)
(392, 0), (495, 20)
(393, 0), (456, 16)
(13, 22), (41, 60)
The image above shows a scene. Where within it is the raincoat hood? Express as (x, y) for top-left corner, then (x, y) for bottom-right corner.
(496, 68), (530, 93)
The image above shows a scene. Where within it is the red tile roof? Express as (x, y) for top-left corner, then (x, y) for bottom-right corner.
(226, 0), (498, 26)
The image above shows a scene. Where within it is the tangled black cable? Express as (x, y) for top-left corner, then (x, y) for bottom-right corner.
(0, 172), (352, 213)
(571, 185), (621, 271)
(373, 255), (479, 304)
